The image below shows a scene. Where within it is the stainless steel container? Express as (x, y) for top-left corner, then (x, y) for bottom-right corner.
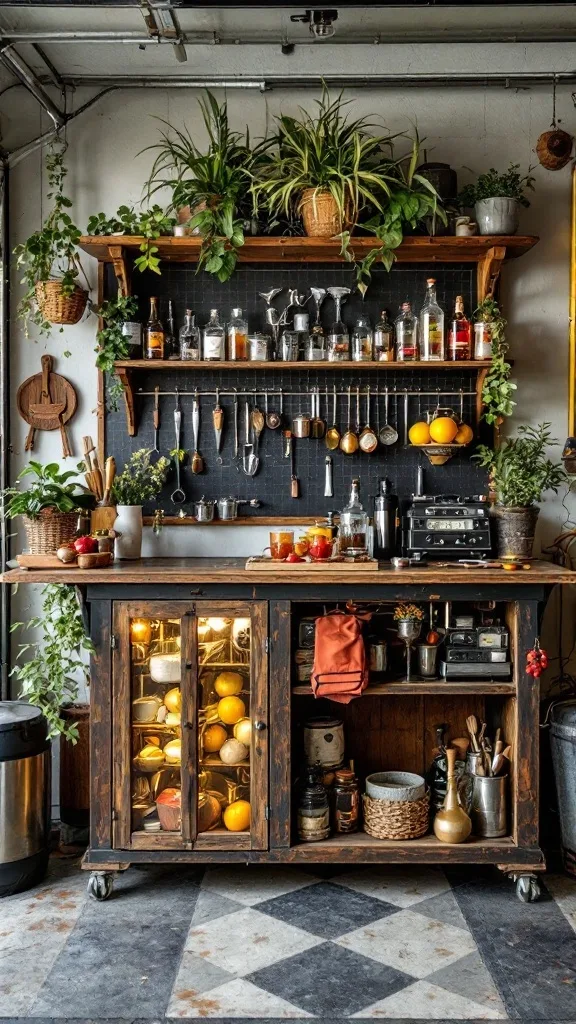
(417, 643), (439, 678)
(216, 497), (260, 520)
(550, 700), (576, 877)
(369, 641), (388, 674)
(194, 496), (216, 522)
(0, 702), (51, 897)
(470, 773), (508, 837)
(292, 410), (311, 438)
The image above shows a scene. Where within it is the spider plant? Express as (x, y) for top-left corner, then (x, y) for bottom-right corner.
(141, 92), (269, 281)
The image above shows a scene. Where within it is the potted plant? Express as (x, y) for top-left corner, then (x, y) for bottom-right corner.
(3, 461), (91, 554)
(476, 298), (517, 436)
(112, 449), (169, 559)
(14, 140), (87, 336)
(94, 294), (139, 409)
(475, 423), (565, 558)
(458, 163), (535, 236)
(393, 603), (424, 638)
(86, 205), (175, 274)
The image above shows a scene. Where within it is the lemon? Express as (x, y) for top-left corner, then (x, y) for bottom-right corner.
(214, 671), (243, 697)
(223, 799), (251, 832)
(203, 723), (228, 753)
(429, 416), (458, 444)
(164, 687), (181, 713)
(408, 421), (431, 445)
(454, 423), (474, 445)
(218, 695), (246, 725)
(233, 717), (252, 746)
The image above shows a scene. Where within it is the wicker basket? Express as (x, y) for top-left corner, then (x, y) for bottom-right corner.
(363, 791), (430, 841)
(300, 188), (351, 237)
(35, 281), (88, 326)
(23, 509), (79, 555)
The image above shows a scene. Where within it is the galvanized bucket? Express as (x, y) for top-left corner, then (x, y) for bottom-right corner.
(550, 701), (576, 878)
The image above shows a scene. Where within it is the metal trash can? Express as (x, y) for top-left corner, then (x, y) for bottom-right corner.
(550, 700), (576, 879)
(0, 702), (51, 897)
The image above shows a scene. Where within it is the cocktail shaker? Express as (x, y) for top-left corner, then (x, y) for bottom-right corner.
(373, 478), (398, 560)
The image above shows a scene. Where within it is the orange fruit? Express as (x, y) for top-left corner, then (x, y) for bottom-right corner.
(203, 723), (228, 753)
(218, 695), (246, 725)
(454, 423), (474, 445)
(408, 421), (431, 445)
(223, 799), (251, 832)
(429, 416), (458, 443)
(214, 671), (243, 697)
(294, 539), (310, 557)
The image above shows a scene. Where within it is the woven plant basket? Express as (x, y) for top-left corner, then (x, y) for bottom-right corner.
(35, 281), (88, 326)
(300, 188), (351, 237)
(363, 791), (430, 841)
(23, 509), (78, 555)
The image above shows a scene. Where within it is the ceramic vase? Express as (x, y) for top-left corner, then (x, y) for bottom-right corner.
(114, 505), (143, 560)
(475, 197), (519, 236)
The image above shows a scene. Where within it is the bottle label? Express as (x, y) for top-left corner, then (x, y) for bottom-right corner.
(122, 322), (142, 348)
(203, 333), (224, 359)
(147, 331), (164, 353)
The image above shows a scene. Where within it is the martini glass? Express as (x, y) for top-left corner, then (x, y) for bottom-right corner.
(327, 286), (351, 361)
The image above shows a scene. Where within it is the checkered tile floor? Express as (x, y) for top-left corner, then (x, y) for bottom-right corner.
(1, 856), (575, 1019)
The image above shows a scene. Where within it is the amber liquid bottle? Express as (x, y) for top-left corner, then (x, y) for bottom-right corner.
(146, 297), (165, 360)
(448, 295), (472, 360)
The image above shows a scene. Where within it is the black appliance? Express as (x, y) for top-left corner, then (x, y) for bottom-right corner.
(403, 494), (492, 559)
(373, 478), (399, 560)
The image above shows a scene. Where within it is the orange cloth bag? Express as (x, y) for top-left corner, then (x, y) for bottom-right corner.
(311, 610), (369, 704)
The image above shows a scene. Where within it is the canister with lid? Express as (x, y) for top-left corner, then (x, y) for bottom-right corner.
(303, 716), (345, 770)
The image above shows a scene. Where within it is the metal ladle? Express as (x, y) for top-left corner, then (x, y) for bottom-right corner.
(242, 400), (259, 476)
(191, 389), (204, 474)
(325, 384), (341, 450)
(340, 385), (359, 454)
(171, 392), (186, 503)
(379, 386), (399, 446)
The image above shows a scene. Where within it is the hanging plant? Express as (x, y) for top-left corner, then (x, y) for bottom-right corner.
(476, 298), (517, 426)
(93, 294), (139, 410)
(14, 139), (87, 336)
(86, 205), (175, 274)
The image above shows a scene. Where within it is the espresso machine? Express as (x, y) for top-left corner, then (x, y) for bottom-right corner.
(373, 478), (399, 560)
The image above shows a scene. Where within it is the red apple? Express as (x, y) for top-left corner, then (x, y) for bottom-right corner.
(73, 535), (98, 555)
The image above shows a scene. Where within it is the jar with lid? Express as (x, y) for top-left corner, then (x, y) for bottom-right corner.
(474, 320), (493, 360)
(280, 329), (300, 362)
(227, 308), (248, 361)
(297, 767), (330, 842)
(338, 478), (368, 557)
(333, 767), (360, 833)
(248, 333), (271, 362)
(352, 315), (373, 362)
(373, 310), (394, 361)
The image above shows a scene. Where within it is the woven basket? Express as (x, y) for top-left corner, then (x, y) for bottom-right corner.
(363, 791), (430, 841)
(35, 281), (88, 326)
(23, 509), (78, 555)
(300, 189), (351, 237)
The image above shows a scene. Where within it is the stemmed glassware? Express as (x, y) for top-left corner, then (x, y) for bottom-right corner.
(395, 618), (422, 682)
(327, 287), (351, 362)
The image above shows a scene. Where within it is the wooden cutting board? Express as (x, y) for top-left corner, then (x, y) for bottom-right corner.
(245, 557), (379, 571)
(17, 354), (77, 454)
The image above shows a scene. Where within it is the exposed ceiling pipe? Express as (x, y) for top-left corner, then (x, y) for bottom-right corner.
(0, 44), (65, 127)
(56, 71), (576, 89)
(5, 29), (576, 44)
(7, 88), (116, 166)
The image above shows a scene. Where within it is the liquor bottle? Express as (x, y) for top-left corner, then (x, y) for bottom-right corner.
(121, 317), (142, 359)
(338, 478), (368, 556)
(373, 310), (394, 361)
(227, 307), (248, 361)
(145, 297), (164, 360)
(165, 299), (178, 360)
(448, 295), (471, 360)
(352, 315), (373, 362)
(395, 302), (419, 361)
(419, 278), (445, 360)
(179, 309), (200, 361)
(202, 308), (225, 361)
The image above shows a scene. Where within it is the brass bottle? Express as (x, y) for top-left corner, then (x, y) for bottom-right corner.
(433, 746), (472, 844)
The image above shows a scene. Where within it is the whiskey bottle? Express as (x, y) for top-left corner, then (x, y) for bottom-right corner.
(448, 295), (471, 360)
(419, 278), (445, 360)
(145, 297), (165, 360)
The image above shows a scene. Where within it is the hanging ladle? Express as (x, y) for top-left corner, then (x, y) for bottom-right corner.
(171, 391), (186, 503)
(265, 390), (282, 430)
(191, 388), (204, 474)
(359, 385), (378, 453)
(379, 386), (398, 446)
(250, 392), (265, 455)
(242, 400), (259, 476)
(325, 384), (341, 450)
(340, 384), (359, 454)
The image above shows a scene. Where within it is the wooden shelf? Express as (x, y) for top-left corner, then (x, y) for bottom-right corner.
(292, 680), (515, 696)
(286, 831), (519, 864)
(79, 233), (538, 264)
(115, 359), (492, 371)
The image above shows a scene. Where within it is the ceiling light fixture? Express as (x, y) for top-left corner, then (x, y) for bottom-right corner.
(290, 10), (338, 40)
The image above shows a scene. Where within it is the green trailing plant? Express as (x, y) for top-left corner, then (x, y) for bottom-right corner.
(11, 584), (94, 740)
(458, 163), (535, 208)
(475, 423), (565, 508)
(14, 139), (83, 336)
(94, 294), (139, 410)
(112, 448), (170, 506)
(141, 92), (267, 281)
(476, 298), (517, 425)
(2, 461), (91, 519)
(86, 205), (175, 273)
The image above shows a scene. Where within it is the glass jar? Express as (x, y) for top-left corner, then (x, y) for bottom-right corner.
(248, 333), (271, 361)
(333, 768), (360, 834)
(474, 321), (493, 360)
(351, 315), (373, 362)
(373, 310), (394, 361)
(297, 767), (330, 842)
(280, 330), (300, 362)
(338, 478), (368, 557)
(305, 327), (326, 361)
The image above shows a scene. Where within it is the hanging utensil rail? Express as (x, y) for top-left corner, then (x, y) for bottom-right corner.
(135, 387), (476, 398)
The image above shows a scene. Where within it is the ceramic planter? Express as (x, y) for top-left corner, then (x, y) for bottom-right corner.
(475, 197), (519, 236)
(491, 505), (540, 558)
(114, 505), (143, 560)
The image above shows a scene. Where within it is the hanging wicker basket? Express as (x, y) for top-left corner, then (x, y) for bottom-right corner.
(362, 791), (430, 841)
(299, 188), (352, 238)
(22, 509), (79, 555)
(35, 280), (88, 326)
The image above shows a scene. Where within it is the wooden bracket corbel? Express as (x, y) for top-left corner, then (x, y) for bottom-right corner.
(475, 366), (490, 423)
(107, 244), (130, 298)
(115, 366), (136, 436)
(477, 245), (506, 303)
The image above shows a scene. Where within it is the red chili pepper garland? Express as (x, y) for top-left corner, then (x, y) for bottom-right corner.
(525, 638), (549, 678)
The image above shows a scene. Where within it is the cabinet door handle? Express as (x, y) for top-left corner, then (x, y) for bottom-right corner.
(190, 588), (204, 595)
(254, 720), (266, 732)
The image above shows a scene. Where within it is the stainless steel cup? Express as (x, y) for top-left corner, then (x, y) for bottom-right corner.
(470, 774), (508, 837)
(369, 641), (388, 674)
(417, 643), (438, 678)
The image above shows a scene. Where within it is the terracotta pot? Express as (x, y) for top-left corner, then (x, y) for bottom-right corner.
(299, 189), (350, 237)
(491, 505), (540, 558)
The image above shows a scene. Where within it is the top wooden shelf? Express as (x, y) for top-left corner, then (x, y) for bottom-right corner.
(78, 234), (539, 265)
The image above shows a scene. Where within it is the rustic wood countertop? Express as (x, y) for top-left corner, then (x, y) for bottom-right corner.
(2, 557), (574, 586)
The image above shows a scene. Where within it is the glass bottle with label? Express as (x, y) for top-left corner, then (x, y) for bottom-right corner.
(419, 278), (445, 360)
(333, 768), (359, 833)
(395, 302), (419, 362)
(227, 307), (248, 361)
(448, 295), (471, 360)
(121, 318), (142, 359)
(145, 296), (165, 360)
(179, 309), (200, 361)
(202, 308), (225, 361)
(338, 477), (368, 557)
(352, 314), (373, 362)
(165, 299), (179, 360)
(373, 310), (394, 361)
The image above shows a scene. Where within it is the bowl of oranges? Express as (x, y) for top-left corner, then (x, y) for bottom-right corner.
(408, 412), (473, 465)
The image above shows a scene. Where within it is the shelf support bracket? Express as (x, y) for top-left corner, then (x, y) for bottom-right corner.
(115, 366), (136, 437)
(107, 244), (130, 298)
(477, 245), (506, 302)
(475, 366), (490, 422)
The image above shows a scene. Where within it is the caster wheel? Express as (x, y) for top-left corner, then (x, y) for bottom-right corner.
(87, 871), (114, 901)
(515, 874), (541, 903)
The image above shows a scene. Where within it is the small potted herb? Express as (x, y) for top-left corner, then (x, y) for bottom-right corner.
(475, 423), (565, 557)
(112, 449), (170, 559)
(3, 461), (91, 554)
(393, 603), (424, 640)
(86, 205), (175, 274)
(458, 163), (535, 236)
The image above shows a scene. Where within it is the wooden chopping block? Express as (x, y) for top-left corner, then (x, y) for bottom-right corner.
(17, 354), (77, 455)
(91, 507), (118, 532)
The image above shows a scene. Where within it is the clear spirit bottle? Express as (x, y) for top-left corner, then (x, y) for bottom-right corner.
(448, 295), (471, 360)
(202, 309), (225, 361)
(373, 310), (394, 361)
(395, 302), (419, 362)
(179, 309), (200, 361)
(352, 315), (373, 362)
(420, 278), (445, 360)
(227, 307), (248, 361)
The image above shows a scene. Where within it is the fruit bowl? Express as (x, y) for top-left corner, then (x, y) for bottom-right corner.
(411, 442), (470, 465)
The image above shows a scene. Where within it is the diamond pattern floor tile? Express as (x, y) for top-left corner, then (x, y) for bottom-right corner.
(330, 866), (451, 908)
(167, 977), (314, 1018)
(336, 907), (477, 978)
(545, 873), (576, 934)
(200, 866), (318, 907)
(257, 880), (400, 939)
(352, 978), (506, 1019)
(427, 951), (506, 1016)
(168, 950), (234, 1011)
(191, 887), (244, 927)
(184, 907), (321, 975)
(409, 889), (468, 930)
(247, 940), (414, 1017)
